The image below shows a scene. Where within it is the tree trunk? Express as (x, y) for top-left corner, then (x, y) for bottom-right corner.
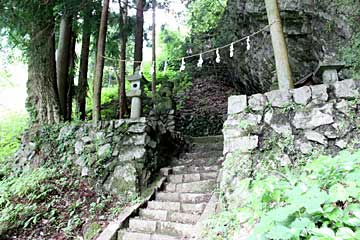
(119, 0), (128, 119)
(66, 31), (77, 121)
(93, 0), (110, 123)
(77, 11), (92, 121)
(27, 15), (61, 124)
(151, 0), (157, 97)
(133, 0), (144, 72)
(57, 15), (73, 120)
(265, 0), (294, 90)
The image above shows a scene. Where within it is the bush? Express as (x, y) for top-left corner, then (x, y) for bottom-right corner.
(204, 151), (360, 239)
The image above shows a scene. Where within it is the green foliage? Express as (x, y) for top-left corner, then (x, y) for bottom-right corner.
(187, 0), (228, 34)
(204, 150), (360, 240)
(0, 113), (28, 176)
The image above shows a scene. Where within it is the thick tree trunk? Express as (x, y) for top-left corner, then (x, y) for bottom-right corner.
(93, 0), (110, 122)
(265, 0), (294, 90)
(151, 0), (157, 97)
(133, 0), (144, 72)
(66, 31), (77, 121)
(57, 16), (73, 120)
(119, 0), (128, 119)
(77, 12), (92, 121)
(27, 17), (61, 124)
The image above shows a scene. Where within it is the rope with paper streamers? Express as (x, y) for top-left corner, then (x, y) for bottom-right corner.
(103, 21), (278, 74)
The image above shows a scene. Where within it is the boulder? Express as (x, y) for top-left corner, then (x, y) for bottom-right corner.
(293, 86), (311, 105)
(265, 89), (292, 108)
(333, 79), (359, 99)
(228, 95), (247, 114)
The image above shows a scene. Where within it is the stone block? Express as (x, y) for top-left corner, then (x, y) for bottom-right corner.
(311, 84), (329, 104)
(181, 202), (206, 214)
(75, 141), (84, 155)
(265, 89), (292, 107)
(292, 104), (334, 129)
(293, 86), (311, 105)
(139, 209), (168, 221)
(118, 147), (146, 162)
(248, 93), (267, 111)
(334, 79), (359, 99)
(223, 136), (259, 154)
(98, 144), (112, 158)
(105, 164), (137, 194)
(147, 201), (181, 211)
(175, 180), (216, 193)
(304, 130), (327, 145)
(168, 212), (200, 224)
(336, 139), (347, 149)
(228, 95), (247, 114)
(128, 123), (147, 133)
(129, 219), (156, 232)
(157, 222), (195, 237)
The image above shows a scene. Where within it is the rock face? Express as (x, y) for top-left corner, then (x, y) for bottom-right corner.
(217, 0), (355, 94)
(14, 115), (184, 195)
(222, 80), (360, 207)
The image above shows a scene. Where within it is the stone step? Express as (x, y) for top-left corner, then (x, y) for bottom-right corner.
(139, 209), (200, 224)
(184, 151), (222, 160)
(191, 142), (223, 152)
(165, 179), (216, 193)
(118, 230), (180, 240)
(147, 201), (206, 214)
(172, 164), (220, 174)
(191, 135), (223, 144)
(128, 219), (196, 237)
(168, 172), (218, 184)
(156, 192), (212, 203)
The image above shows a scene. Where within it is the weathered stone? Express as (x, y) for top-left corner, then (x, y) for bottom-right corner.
(224, 136), (258, 154)
(280, 154), (292, 167)
(75, 141), (84, 155)
(98, 144), (112, 158)
(228, 95), (247, 114)
(81, 136), (92, 144)
(264, 109), (273, 125)
(114, 119), (126, 129)
(248, 93), (267, 111)
(83, 222), (102, 240)
(293, 86), (311, 105)
(105, 164), (137, 194)
(334, 79), (359, 99)
(119, 147), (146, 162)
(311, 84), (329, 104)
(292, 104), (334, 129)
(295, 140), (313, 154)
(128, 123), (147, 133)
(122, 134), (146, 146)
(271, 124), (292, 135)
(335, 100), (350, 115)
(81, 167), (89, 177)
(265, 89), (291, 107)
(305, 130), (327, 145)
(336, 139), (347, 149)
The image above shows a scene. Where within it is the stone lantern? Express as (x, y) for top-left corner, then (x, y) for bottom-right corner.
(127, 68), (143, 119)
(314, 61), (345, 84)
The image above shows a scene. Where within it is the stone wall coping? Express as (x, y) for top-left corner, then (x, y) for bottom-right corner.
(227, 79), (359, 114)
(95, 177), (167, 240)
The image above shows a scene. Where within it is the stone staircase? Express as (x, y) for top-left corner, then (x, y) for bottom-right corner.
(118, 135), (223, 240)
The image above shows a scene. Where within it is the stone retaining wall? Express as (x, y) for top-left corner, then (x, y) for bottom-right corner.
(221, 79), (360, 206)
(15, 114), (182, 195)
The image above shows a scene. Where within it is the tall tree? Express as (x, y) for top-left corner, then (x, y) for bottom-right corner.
(119, 0), (128, 119)
(93, 0), (110, 122)
(77, 9), (92, 120)
(151, 0), (157, 96)
(27, 6), (62, 124)
(66, 30), (77, 121)
(133, 0), (144, 72)
(265, 0), (293, 90)
(57, 15), (73, 120)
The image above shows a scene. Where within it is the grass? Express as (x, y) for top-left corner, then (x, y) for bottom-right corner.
(0, 113), (28, 176)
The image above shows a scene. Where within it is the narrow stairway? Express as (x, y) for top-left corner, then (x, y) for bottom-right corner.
(118, 135), (223, 240)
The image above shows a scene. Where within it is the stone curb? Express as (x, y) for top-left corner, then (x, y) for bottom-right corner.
(191, 192), (220, 240)
(95, 177), (167, 240)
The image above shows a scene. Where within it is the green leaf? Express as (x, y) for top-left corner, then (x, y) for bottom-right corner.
(266, 225), (293, 240)
(311, 227), (335, 238)
(336, 227), (355, 239)
(329, 184), (349, 202)
(290, 217), (315, 235)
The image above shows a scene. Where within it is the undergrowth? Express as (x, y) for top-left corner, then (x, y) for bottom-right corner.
(204, 150), (360, 240)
